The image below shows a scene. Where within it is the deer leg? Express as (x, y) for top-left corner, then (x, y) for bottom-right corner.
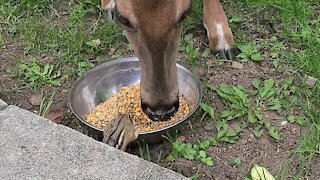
(101, 0), (115, 20)
(203, 0), (237, 60)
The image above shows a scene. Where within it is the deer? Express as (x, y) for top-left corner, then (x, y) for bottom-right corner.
(100, 0), (236, 151)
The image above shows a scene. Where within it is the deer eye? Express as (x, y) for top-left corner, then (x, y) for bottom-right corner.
(114, 9), (134, 30)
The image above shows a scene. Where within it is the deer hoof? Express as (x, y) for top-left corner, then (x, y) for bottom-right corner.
(216, 46), (239, 60)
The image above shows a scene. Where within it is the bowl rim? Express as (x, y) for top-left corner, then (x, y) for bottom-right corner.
(68, 57), (202, 136)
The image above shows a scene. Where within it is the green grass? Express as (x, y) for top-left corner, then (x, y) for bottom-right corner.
(1, 0), (122, 89)
(229, 0), (320, 178)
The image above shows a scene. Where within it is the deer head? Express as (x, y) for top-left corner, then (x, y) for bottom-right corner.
(102, 0), (191, 121)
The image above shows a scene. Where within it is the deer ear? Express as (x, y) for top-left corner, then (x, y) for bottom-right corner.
(175, 0), (192, 20)
(101, 0), (115, 10)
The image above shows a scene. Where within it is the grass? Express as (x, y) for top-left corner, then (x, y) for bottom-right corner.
(0, 0), (319, 179)
(1, 0), (122, 88)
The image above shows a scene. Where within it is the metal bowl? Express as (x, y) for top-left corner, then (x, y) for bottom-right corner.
(69, 57), (202, 144)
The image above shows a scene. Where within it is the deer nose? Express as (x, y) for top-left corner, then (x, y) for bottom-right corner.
(141, 99), (179, 121)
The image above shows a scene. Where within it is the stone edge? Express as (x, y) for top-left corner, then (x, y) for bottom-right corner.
(0, 99), (8, 111)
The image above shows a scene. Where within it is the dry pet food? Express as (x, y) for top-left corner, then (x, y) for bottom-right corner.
(87, 83), (189, 133)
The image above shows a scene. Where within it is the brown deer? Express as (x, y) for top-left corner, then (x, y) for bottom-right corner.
(100, 0), (236, 150)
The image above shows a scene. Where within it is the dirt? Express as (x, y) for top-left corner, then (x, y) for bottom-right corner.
(2, 36), (317, 179)
(1, 3), (319, 180)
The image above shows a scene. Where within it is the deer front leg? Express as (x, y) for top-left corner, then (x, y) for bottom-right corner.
(102, 114), (138, 151)
(203, 0), (237, 60)
(101, 0), (115, 20)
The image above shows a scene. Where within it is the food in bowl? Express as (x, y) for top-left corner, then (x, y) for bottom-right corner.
(87, 83), (189, 133)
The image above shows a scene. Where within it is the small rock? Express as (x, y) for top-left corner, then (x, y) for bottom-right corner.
(44, 101), (67, 124)
(231, 61), (243, 69)
(45, 111), (64, 124)
(305, 75), (317, 87)
(176, 135), (186, 142)
(29, 94), (42, 106)
(281, 121), (288, 126)
(203, 124), (214, 131)
(108, 48), (116, 55)
(231, 75), (237, 81)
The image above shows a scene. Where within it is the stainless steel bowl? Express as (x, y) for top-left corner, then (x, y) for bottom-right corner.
(69, 57), (202, 144)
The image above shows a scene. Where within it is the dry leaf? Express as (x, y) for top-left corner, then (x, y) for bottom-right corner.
(92, 39), (101, 46)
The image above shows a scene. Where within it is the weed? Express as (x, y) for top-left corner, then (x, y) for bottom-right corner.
(167, 139), (216, 166)
(0, 33), (4, 46)
(236, 42), (263, 62)
(203, 77), (306, 142)
(190, 169), (201, 180)
(181, 34), (200, 64)
(233, 156), (242, 167)
(138, 143), (152, 162)
(76, 60), (94, 76)
(17, 59), (61, 90)
(200, 102), (215, 120)
(216, 120), (241, 143)
(39, 91), (55, 116)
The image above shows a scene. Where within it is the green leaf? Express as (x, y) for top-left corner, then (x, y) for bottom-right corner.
(217, 130), (225, 139)
(216, 121), (224, 130)
(220, 137), (237, 143)
(287, 115), (295, 123)
(268, 99), (282, 110)
(248, 111), (258, 124)
(199, 140), (210, 150)
(232, 86), (247, 102)
(199, 150), (206, 158)
(221, 110), (233, 118)
(200, 103), (215, 119)
(296, 117), (305, 126)
(50, 80), (61, 86)
(206, 159), (214, 166)
(264, 78), (275, 90)
(264, 90), (276, 100)
(253, 129), (263, 138)
(251, 164), (275, 180)
(219, 84), (234, 95)
(201, 157), (214, 166)
(229, 15), (242, 23)
(206, 84), (217, 91)
(251, 53), (263, 61)
(202, 48), (210, 58)
(209, 138), (217, 145)
(233, 157), (242, 167)
(252, 79), (260, 89)
(260, 77), (275, 98)
(167, 154), (175, 161)
(225, 130), (237, 137)
(268, 127), (281, 141)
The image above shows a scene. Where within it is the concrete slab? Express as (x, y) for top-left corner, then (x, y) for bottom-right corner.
(0, 99), (7, 111)
(0, 105), (188, 180)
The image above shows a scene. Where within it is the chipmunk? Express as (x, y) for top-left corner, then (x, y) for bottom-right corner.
(102, 114), (138, 151)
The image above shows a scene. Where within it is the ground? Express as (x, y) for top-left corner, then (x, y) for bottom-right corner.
(0, 0), (319, 179)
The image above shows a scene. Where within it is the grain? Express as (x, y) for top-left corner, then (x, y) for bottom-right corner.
(87, 83), (189, 133)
